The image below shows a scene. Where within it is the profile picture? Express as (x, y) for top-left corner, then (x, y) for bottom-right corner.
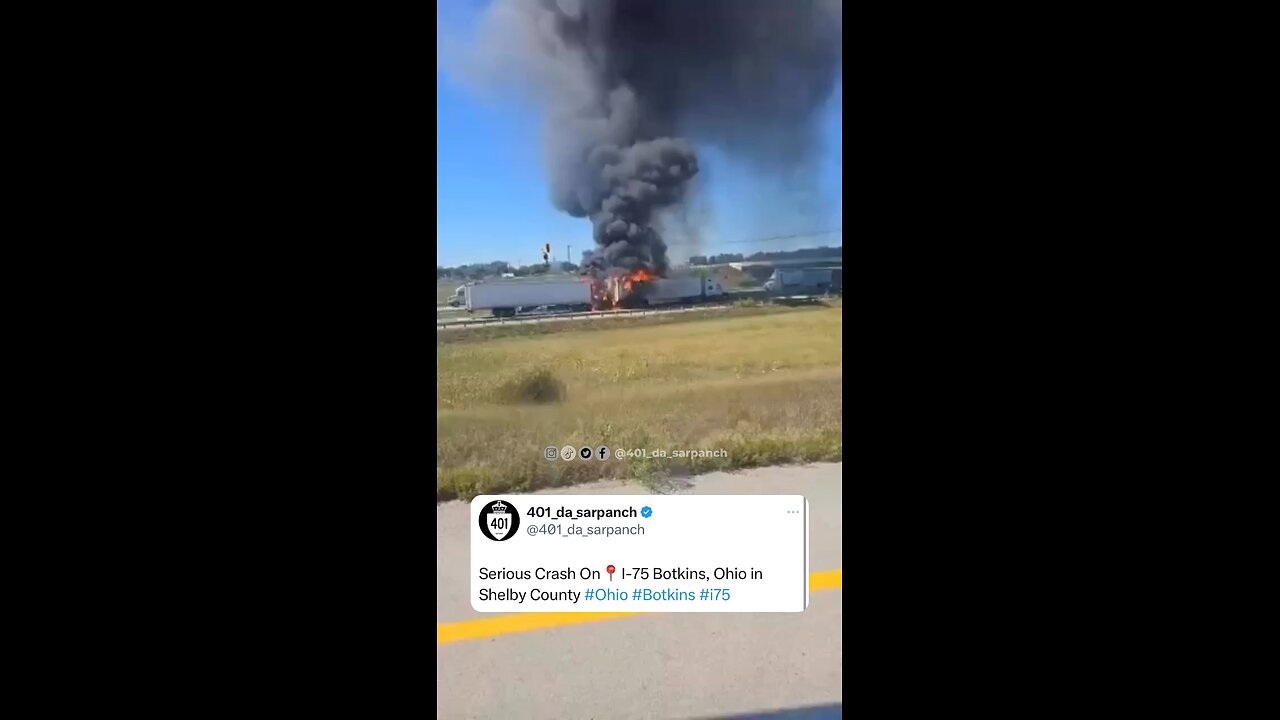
(479, 499), (520, 541)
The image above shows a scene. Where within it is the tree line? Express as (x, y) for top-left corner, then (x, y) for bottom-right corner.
(438, 245), (842, 280)
(688, 245), (842, 266)
(437, 261), (581, 280)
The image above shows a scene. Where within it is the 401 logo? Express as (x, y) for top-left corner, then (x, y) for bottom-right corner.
(478, 500), (520, 541)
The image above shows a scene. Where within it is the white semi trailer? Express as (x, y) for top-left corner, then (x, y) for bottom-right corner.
(642, 276), (725, 305)
(463, 280), (593, 317)
(763, 268), (842, 293)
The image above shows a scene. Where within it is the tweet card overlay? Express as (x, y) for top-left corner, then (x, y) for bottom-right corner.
(471, 495), (809, 612)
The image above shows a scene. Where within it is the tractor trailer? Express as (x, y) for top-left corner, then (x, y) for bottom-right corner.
(763, 268), (842, 293)
(463, 280), (593, 317)
(642, 276), (725, 304)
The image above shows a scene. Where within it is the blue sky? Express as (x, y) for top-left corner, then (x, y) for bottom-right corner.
(436, 4), (842, 268)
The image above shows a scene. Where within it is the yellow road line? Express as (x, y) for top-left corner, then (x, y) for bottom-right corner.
(810, 568), (841, 592)
(438, 568), (842, 645)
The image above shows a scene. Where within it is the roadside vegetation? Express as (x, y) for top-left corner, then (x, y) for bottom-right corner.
(437, 302), (807, 343)
(437, 303), (842, 502)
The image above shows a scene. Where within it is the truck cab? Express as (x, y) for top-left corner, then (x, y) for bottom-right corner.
(763, 270), (784, 292)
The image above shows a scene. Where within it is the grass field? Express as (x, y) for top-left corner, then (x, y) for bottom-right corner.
(437, 280), (462, 306)
(436, 302), (842, 501)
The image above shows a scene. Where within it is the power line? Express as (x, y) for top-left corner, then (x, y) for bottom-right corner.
(712, 229), (842, 245)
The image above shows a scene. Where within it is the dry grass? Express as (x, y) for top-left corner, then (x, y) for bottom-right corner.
(436, 304), (842, 501)
(437, 280), (461, 305)
(437, 303), (792, 344)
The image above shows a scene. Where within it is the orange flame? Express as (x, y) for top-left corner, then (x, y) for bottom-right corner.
(621, 269), (656, 293)
(589, 269), (658, 310)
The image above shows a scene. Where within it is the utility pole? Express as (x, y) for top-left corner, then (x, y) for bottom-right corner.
(567, 245), (572, 265)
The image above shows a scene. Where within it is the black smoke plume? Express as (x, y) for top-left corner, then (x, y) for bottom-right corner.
(463, 0), (842, 276)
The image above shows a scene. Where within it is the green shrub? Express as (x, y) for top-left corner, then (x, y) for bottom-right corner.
(492, 368), (567, 404)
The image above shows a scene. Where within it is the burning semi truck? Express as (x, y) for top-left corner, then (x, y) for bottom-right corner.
(590, 270), (723, 310)
(459, 271), (724, 317)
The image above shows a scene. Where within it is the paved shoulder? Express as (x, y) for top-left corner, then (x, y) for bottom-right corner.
(436, 463), (843, 719)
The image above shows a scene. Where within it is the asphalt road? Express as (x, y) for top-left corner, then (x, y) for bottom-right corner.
(436, 463), (843, 719)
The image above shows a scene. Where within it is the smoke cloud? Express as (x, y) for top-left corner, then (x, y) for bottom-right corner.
(461, 0), (842, 276)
